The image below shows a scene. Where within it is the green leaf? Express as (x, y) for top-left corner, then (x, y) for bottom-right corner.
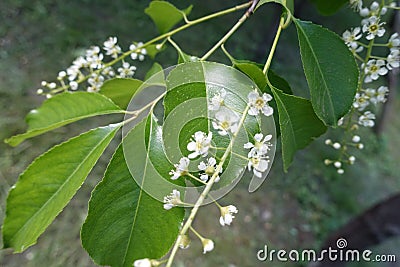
(145, 62), (163, 80)
(145, 1), (192, 34)
(294, 19), (358, 126)
(2, 124), (121, 252)
(100, 78), (143, 109)
(309, 0), (347, 15)
(81, 144), (184, 267)
(271, 87), (326, 171)
(145, 44), (165, 59)
(162, 62), (273, 190)
(5, 92), (123, 146)
(233, 59), (292, 95)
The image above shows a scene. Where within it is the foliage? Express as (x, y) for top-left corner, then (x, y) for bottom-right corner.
(1, 0), (399, 266)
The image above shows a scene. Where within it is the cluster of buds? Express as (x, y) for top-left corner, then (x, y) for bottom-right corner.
(324, 0), (399, 174)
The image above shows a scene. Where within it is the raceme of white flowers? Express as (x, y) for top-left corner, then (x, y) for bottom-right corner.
(160, 88), (274, 257)
(37, 37), (148, 97)
(326, 0), (399, 174)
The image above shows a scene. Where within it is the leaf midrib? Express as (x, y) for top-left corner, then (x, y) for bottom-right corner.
(122, 119), (154, 265)
(296, 20), (335, 120)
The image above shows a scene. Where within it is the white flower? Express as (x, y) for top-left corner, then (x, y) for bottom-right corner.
(337, 169), (345, 174)
(388, 33), (400, 51)
(169, 157), (190, 180)
(102, 66), (116, 77)
(219, 205), (238, 226)
(163, 189), (182, 210)
(247, 154), (269, 178)
(69, 81), (78, 90)
(87, 74), (104, 92)
(387, 49), (399, 70)
(359, 1), (380, 17)
(244, 133), (272, 156)
(342, 27), (362, 48)
(352, 135), (361, 143)
(333, 142), (341, 149)
(212, 107), (239, 136)
(198, 157), (222, 182)
(349, 0), (363, 11)
(365, 86), (388, 104)
(248, 90), (273, 116)
(117, 61), (136, 78)
(134, 259), (152, 267)
(361, 16), (385, 40)
(363, 59), (388, 83)
(353, 92), (370, 111)
(85, 46), (104, 69)
(337, 117), (344, 126)
(103, 36), (122, 59)
(202, 238), (214, 254)
(72, 56), (87, 69)
(358, 111), (375, 127)
(130, 42), (147, 61)
(349, 156), (356, 164)
(208, 89), (227, 111)
(187, 131), (212, 159)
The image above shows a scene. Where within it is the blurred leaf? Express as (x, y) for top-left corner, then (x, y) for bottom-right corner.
(100, 78), (143, 109)
(82, 143), (184, 267)
(145, 1), (192, 34)
(2, 124), (121, 252)
(309, 0), (347, 15)
(145, 62), (163, 80)
(271, 87), (326, 171)
(294, 19), (358, 126)
(5, 92), (123, 146)
(145, 44), (165, 59)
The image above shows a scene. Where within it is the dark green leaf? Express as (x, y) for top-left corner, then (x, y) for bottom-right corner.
(145, 1), (192, 34)
(100, 78), (143, 109)
(271, 87), (326, 171)
(2, 124), (121, 252)
(294, 19), (358, 126)
(309, 0), (347, 15)
(82, 143), (184, 267)
(5, 92), (122, 146)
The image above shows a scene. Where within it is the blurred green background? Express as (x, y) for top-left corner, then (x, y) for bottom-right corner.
(0, 0), (399, 266)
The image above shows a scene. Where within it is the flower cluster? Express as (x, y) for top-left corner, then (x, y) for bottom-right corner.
(325, 0), (399, 174)
(158, 88), (274, 259)
(37, 37), (149, 97)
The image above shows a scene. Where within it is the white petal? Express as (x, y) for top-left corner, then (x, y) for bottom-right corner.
(200, 174), (209, 181)
(187, 141), (197, 152)
(194, 131), (205, 140)
(257, 159), (269, 172)
(164, 204), (173, 210)
(244, 142), (254, 149)
(219, 216), (225, 226)
(248, 91), (258, 102)
(248, 107), (259, 116)
(263, 134), (272, 142)
(198, 162), (207, 170)
(188, 151), (199, 159)
(254, 133), (263, 142)
(262, 105), (273, 116)
(208, 157), (217, 166)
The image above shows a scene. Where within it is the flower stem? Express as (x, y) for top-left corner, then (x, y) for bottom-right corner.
(263, 16), (284, 75)
(201, 12), (250, 61)
(51, 2), (251, 93)
(165, 105), (250, 267)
